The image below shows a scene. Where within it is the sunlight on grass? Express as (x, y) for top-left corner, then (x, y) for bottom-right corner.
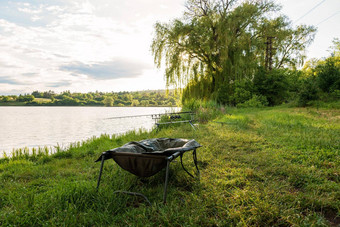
(0, 107), (339, 226)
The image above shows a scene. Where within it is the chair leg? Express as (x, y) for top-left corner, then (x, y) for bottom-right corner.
(180, 154), (195, 178)
(180, 149), (200, 178)
(193, 149), (200, 177)
(96, 155), (105, 190)
(163, 159), (170, 204)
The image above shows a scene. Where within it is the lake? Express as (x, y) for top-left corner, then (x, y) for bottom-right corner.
(0, 106), (179, 156)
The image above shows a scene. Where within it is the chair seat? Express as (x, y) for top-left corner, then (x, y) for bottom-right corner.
(95, 138), (202, 203)
(95, 138), (201, 177)
(112, 153), (167, 177)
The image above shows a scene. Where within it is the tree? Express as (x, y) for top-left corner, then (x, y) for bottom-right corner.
(123, 94), (133, 102)
(131, 99), (140, 106)
(18, 95), (34, 102)
(103, 96), (114, 107)
(273, 24), (316, 69)
(253, 68), (289, 105)
(316, 58), (340, 93)
(315, 39), (340, 93)
(152, 0), (316, 103)
(2, 96), (10, 102)
(140, 100), (149, 106)
(58, 96), (79, 106)
(298, 77), (319, 107)
(302, 38), (340, 93)
(32, 91), (42, 98)
(24, 95), (35, 102)
(43, 90), (55, 98)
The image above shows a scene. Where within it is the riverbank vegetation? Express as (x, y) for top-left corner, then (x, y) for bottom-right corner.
(0, 105), (339, 226)
(0, 89), (180, 107)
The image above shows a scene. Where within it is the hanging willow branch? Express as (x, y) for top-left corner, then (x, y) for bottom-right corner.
(151, 0), (316, 100)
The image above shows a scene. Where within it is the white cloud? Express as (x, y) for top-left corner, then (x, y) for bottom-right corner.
(60, 59), (152, 80)
(0, 0), (186, 94)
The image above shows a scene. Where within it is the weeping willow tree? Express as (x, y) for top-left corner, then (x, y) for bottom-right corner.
(151, 0), (316, 103)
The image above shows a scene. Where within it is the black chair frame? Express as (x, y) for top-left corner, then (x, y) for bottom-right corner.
(96, 149), (199, 204)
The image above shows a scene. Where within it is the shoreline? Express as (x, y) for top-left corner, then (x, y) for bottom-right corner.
(0, 106), (180, 158)
(0, 128), (151, 160)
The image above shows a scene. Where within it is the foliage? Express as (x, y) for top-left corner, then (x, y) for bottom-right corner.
(316, 57), (340, 93)
(215, 67), (296, 107)
(103, 96), (114, 107)
(236, 95), (268, 108)
(140, 100), (150, 107)
(297, 77), (320, 107)
(298, 38), (340, 106)
(152, 0), (316, 102)
(0, 90), (180, 107)
(253, 68), (289, 106)
(131, 99), (140, 106)
(181, 99), (224, 123)
(182, 76), (212, 102)
(231, 80), (253, 105)
(17, 95), (34, 102)
(216, 81), (232, 105)
(1, 96), (10, 102)
(31, 90), (55, 99)
(196, 106), (224, 123)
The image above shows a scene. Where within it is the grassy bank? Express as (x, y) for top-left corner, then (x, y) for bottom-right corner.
(0, 106), (339, 226)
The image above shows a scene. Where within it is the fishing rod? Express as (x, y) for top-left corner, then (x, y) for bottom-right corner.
(106, 111), (194, 120)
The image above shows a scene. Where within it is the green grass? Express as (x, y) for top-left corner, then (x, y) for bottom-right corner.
(0, 106), (339, 226)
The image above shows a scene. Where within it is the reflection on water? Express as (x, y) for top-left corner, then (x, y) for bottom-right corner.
(0, 106), (178, 156)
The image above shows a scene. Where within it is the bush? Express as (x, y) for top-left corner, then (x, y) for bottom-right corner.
(182, 99), (224, 122)
(216, 82), (232, 105)
(298, 77), (320, 107)
(330, 89), (340, 99)
(316, 57), (340, 93)
(236, 95), (268, 108)
(216, 80), (253, 106)
(196, 106), (224, 122)
(253, 68), (289, 106)
(230, 80), (253, 105)
(182, 98), (201, 112)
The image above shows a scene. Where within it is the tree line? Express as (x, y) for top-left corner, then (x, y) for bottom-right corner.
(0, 90), (180, 107)
(152, 0), (339, 107)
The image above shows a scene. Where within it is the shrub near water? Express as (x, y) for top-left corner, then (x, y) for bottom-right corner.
(0, 106), (339, 226)
(236, 95), (268, 108)
(182, 99), (225, 123)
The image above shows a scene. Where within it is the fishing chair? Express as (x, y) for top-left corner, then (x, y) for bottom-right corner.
(95, 138), (201, 204)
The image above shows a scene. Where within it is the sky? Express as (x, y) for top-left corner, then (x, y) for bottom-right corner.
(0, 0), (339, 95)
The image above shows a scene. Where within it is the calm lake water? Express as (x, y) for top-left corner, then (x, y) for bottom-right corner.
(0, 106), (179, 156)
